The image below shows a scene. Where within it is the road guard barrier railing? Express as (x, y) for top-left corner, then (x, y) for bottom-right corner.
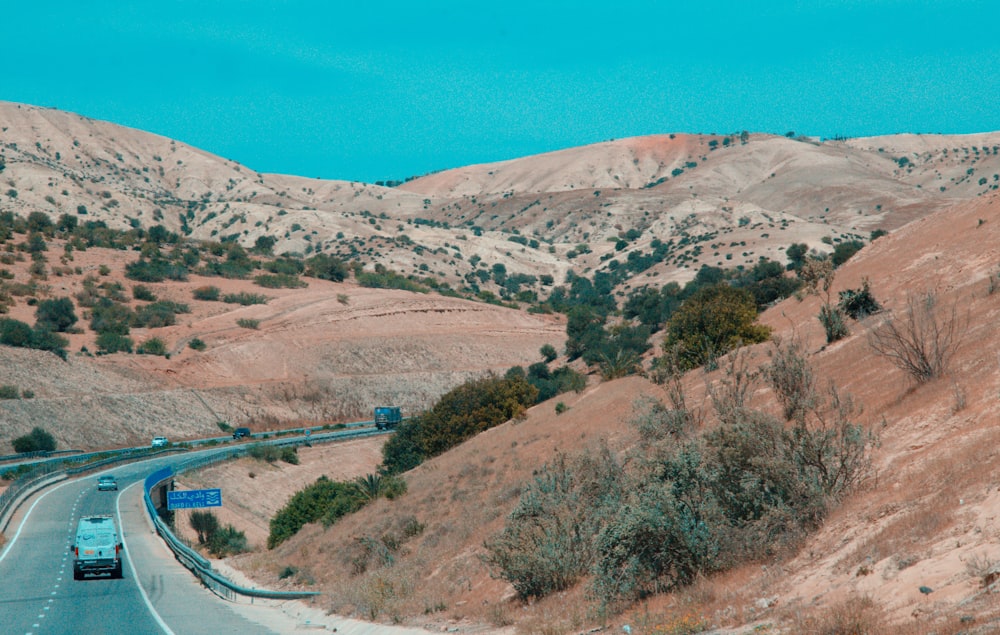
(141, 426), (387, 601)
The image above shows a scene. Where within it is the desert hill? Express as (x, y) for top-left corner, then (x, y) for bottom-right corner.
(0, 241), (564, 448)
(3, 101), (1000, 631)
(229, 186), (1000, 633)
(4, 102), (999, 297)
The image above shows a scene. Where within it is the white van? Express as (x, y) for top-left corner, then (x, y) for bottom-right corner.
(72, 515), (123, 579)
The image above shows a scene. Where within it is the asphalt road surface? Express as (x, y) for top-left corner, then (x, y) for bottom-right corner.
(0, 458), (280, 635)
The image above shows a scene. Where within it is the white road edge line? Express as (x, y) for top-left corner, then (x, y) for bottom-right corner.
(0, 472), (174, 635)
(117, 481), (175, 635)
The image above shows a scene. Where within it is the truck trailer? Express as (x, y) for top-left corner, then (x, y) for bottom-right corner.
(374, 406), (402, 430)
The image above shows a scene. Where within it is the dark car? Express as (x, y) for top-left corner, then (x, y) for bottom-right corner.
(232, 427), (251, 439)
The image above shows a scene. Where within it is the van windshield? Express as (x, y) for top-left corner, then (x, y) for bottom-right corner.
(78, 531), (115, 548)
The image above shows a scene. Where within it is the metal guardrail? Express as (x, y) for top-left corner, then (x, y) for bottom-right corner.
(0, 447), (180, 533)
(140, 426), (388, 601)
(0, 448), (83, 464)
(0, 422), (387, 600)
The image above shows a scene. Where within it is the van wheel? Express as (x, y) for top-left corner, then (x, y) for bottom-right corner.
(73, 569), (83, 581)
(114, 563), (123, 579)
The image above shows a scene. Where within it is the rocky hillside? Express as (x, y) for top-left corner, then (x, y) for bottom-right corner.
(4, 101), (999, 298)
(234, 187), (1000, 634)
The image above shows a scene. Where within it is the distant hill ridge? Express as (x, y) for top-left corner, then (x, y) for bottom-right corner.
(2, 100), (1000, 295)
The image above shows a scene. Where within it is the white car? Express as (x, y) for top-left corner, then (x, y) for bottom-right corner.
(151, 436), (168, 448)
(97, 475), (118, 491)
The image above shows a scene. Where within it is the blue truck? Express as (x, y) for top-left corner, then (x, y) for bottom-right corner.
(374, 406), (402, 430)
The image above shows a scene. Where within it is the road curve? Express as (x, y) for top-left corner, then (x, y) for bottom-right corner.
(0, 457), (279, 635)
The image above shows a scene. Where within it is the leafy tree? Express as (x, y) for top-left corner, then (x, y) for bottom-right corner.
(56, 213), (78, 233)
(35, 297), (77, 332)
(0, 317), (35, 347)
(663, 284), (771, 371)
(731, 259), (802, 310)
(27, 212), (54, 236)
(831, 240), (864, 267)
(564, 306), (605, 361)
(0, 318), (68, 359)
(253, 235), (277, 254)
(12, 427), (57, 453)
(381, 374), (537, 475)
(540, 343), (558, 362)
(268, 476), (363, 548)
(190, 510), (220, 544)
(622, 283), (682, 331)
(786, 243), (809, 271)
(305, 254), (350, 282)
(96, 331), (134, 354)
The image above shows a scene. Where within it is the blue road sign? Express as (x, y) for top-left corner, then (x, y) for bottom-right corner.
(167, 488), (222, 510)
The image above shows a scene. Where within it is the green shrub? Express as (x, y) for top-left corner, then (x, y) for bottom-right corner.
(96, 331), (134, 354)
(247, 443), (282, 462)
(487, 358), (874, 609)
(137, 337), (168, 356)
(222, 292), (268, 306)
(485, 447), (625, 600)
(89, 299), (135, 335)
(133, 300), (190, 328)
(268, 476), (363, 548)
(132, 285), (157, 301)
(0, 385), (19, 399)
(838, 279), (882, 320)
(190, 510), (220, 544)
(819, 304), (849, 343)
(236, 318), (260, 329)
(831, 240), (865, 267)
(281, 446), (299, 464)
(188, 337), (206, 351)
(12, 426), (57, 453)
(125, 258), (188, 282)
(354, 263), (429, 293)
(380, 374), (538, 475)
(540, 343), (558, 362)
(304, 253), (348, 282)
(253, 273), (307, 289)
(0, 318), (69, 359)
(208, 524), (249, 557)
(34, 297), (77, 332)
(193, 285), (220, 301)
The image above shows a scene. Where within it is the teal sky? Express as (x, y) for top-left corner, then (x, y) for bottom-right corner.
(5, 1), (999, 183)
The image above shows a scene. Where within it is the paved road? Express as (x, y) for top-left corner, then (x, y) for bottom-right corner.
(0, 459), (279, 635)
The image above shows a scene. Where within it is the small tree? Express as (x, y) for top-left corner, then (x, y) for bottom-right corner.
(800, 258), (849, 343)
(868, 292), (965, 383)
(663, 284), (770, 371)
(763, 337), (817, 424)
(540, 343), (558, 362)
(838, 279), (882, 320)
(35, 297), (77, 332)
(190, 510), (220, 545)
(12, 427), (57, 453)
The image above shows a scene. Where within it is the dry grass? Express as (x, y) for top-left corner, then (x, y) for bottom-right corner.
(838, 425), (1000, 573)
